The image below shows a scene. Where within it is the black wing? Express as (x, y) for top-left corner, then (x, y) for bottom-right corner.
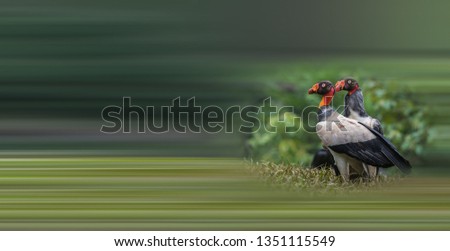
(329, 122), (411, 174)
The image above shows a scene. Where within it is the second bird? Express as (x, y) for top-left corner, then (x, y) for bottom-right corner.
(335, 78), (385, 177)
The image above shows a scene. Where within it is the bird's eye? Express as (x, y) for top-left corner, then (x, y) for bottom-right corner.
(347, 80), (351, 84)
(321, 83), (326, 88)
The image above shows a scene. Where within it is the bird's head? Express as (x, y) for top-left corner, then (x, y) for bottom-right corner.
(308, 80), (335, 107)
(335, 78), (359, 95)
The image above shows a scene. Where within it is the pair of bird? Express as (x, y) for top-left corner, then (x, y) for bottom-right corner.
(308, 78), (411, 181)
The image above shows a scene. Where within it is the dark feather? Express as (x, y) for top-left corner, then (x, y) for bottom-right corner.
(311, 149), (334, 167)
(358, 122), (411, 173)
(311, 148), (340, 176)
(329, 122), (411, 174)
(329, 140), (393, 167)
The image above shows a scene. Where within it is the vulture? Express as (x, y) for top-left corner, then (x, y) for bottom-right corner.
(308, 80), (412, 181)
(335, 78), (384, 177)
(311, 148), (338, 172)
(335, 78), (384, 134)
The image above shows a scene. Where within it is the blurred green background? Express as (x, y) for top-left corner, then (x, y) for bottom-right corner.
(0, 0), (449, 230)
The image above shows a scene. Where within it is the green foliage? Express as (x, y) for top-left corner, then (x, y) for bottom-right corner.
(246, 70), (430, 165)
(247, 111), (315, 164)
(363, 81), (429, 156)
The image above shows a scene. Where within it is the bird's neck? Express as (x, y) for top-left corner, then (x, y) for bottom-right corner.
(348, 84), (360, 96)
(319, 89), (335, 107)
(344, 89), (368, 118)
(318, 105), (336, 122)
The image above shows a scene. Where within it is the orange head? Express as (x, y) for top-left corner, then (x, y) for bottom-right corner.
(335, 78), (359, 95)
(308, 80), (335, 107)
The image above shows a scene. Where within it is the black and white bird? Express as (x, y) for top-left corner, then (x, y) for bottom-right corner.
(335, 78), (383, 134)
(308, 81), (412, 181)
(335, 78), (385, 177)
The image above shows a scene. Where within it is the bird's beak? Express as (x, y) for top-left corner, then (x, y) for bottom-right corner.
(308, 83), (319, 94)
(335, 80), (345, 92)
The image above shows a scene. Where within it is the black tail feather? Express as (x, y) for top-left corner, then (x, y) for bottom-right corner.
(381, 147), (411, 174)
(358, 122), (412, 174)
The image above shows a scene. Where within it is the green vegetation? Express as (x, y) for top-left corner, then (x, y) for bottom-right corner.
(247, 161), (401, 193)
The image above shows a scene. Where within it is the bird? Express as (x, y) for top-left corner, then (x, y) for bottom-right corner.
(311, 148), (340, 176)
(308, 80), (412, 181)
(335, 78), (383, 134)
(335, 78), (385, 177)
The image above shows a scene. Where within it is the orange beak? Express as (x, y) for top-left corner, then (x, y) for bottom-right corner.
(308, 83), (319, 94)
(335, 80), (345, 92)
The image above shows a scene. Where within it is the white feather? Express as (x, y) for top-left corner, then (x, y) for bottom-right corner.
(316, 114), (376, 147)
(316, 112), (377, 181)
